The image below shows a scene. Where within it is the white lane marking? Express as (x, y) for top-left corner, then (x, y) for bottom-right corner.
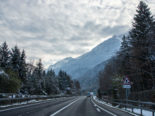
(0, 97), (74, 113)
(93, 97), (137, 116)
(96, 108), (101, 112)
(50, 98), (80, 116)
(91, 98), (117, 116)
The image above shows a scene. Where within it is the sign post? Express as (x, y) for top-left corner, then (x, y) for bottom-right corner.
(123, 77), (131, 106)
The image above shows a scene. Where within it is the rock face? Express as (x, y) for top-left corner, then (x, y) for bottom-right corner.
(48, 35), (122, 89)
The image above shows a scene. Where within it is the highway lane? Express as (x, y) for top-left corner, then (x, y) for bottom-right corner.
(51, 96), (113, 116)
(0, 96), (133, 116)
(0, 96), (78, 116)
(92, 97), (133, 116)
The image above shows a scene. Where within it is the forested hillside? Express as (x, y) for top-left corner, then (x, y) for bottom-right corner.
(98, 1), (155, 101)
(0, 43), (80, 95)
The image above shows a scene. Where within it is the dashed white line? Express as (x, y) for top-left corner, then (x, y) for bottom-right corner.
(91, 98), (117, 116)
(50, 98), (80, 116)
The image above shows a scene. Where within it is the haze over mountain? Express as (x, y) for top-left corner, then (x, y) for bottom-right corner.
(48, 35), (122, 89)
(78, 60), (108, 90)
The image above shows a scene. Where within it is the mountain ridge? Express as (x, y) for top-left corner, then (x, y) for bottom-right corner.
(48, 35), (122, 82)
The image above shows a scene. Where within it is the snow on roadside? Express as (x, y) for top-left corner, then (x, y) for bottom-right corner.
(122, 108), (153, 116)
(0, 99), (37, 108)
(133, 109), (153, 116)
(93, 96), (113, 107)
(93, 96), (153, 116)
(0, 99), (50, 108)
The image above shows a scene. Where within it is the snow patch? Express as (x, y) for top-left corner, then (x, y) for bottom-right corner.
(93, 96), (153, 116)
(48, 35), (122, 79)
(0, 99), (52, 108)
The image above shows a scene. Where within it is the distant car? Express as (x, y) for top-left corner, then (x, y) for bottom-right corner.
(87, 92), (94, 97)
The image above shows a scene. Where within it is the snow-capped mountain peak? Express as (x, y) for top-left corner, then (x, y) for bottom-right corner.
(48, 35), (122, 79)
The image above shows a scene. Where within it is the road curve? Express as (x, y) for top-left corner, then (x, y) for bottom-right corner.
(0, 96), (133, 116)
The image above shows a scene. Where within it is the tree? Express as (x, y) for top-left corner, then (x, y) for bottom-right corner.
(32, 59), (44, 94)
(10, 46), (21, 72)
(36, 59), (43, 80)
(19, 50), (27, 83)
(129, 1), (154, 91)
(45, 70), (58, 94)
(0, 42), (10, 69)
(0, 69), (21, 93)
(74, 80), (81, 94)
(117, 35), (131, 76)
(74, 80), (81, 90)
(58, 70), (72, 92)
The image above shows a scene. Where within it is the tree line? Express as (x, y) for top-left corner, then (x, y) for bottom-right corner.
(0, 43), (80, 95)
(98, 1), (155, 100)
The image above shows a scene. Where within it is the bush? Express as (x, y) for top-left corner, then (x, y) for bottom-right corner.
(0, 69), (21, 93)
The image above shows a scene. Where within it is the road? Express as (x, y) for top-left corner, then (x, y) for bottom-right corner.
(0, 96), (133, 116)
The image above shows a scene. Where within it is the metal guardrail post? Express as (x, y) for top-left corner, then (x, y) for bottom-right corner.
(139, 101), (143, 116)
(125, 103), (126, 110)
(153, 111), (154, 116)
(131, 107), (133, 113)
(140, 107), (142, 116)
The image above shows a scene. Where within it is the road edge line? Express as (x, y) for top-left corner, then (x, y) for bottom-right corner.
(91, 97), (117, 116)
(93, 96), (137, 116)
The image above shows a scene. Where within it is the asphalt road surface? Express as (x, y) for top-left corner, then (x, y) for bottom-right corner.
(0, 96), (133, 116)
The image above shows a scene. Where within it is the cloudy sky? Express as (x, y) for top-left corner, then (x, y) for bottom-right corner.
(0, 0), (155, 68)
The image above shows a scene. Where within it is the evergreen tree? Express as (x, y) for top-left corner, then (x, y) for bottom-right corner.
(119, 36), (129, 54)
(0, 42), (10, 69)
(74, 80), (81, 90)
(45, 70), (58, 94)
(19, 50), (27, 83)
(129, 1), (154, 90)
(58, 70), (72, 91)
(147, 20), (155, 88)
(32, 59), (44, 94)
(36, 59), (43, 80)
(24, 63), (36, 94)
(11, 46), (21, 72)
(117, 36), (130, 75)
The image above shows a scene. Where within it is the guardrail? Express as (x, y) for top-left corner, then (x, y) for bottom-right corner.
(0, 95), (72, 106)
(100, 98), (155, 116)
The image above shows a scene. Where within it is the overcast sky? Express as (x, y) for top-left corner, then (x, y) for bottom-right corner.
(0, 0), (155, 68)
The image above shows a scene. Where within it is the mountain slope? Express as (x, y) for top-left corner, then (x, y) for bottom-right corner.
(78, 60), (108, 90)
(48, 35), (122, 80)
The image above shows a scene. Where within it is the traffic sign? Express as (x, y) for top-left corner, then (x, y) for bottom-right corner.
(123, 77), (131, 88)
(123, 85), (131, 88)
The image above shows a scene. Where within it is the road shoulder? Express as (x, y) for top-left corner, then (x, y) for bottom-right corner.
(92, 96), (135, 116)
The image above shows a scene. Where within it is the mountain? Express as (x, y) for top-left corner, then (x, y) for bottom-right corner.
(78, 60), (108, 91)
(48, 35), (122, 89)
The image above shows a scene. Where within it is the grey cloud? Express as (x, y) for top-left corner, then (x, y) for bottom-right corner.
(99, 25), (129, 36)
(0, 0), (154, 68)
